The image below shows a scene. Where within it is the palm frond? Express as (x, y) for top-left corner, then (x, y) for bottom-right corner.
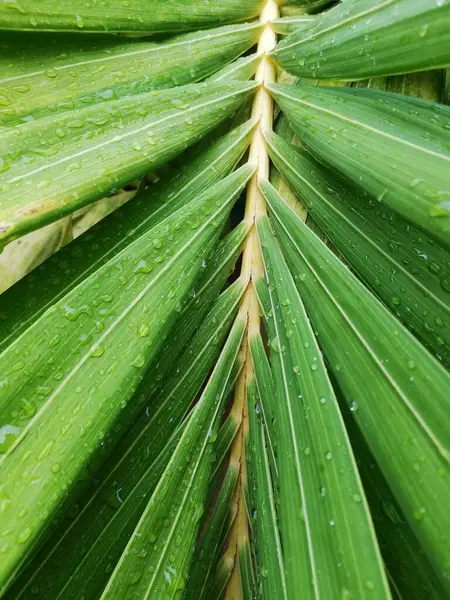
(1, 2), (449, 598)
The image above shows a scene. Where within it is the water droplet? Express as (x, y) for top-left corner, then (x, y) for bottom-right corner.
(17, 527), (32, 544)
(131, 354), (145, 368)
(91, 344), (104, 358)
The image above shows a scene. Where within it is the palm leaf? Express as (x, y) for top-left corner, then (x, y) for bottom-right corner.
(262, 180), (450, 592)
(265, 131), (450, 366)
(0, 23), (261, 125)
(268, 83), (450, 247)
(254, 204), (390, 598)
(0, 164), (253, 591)
(0, 0), (264, 33)
(270, 0), (450, 80)
(1, 2), (449, 597)
(0, 80), (256, 243)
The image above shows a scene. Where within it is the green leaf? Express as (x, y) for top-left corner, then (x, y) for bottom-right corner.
(268, 83), (450, 248)
(0, 118), (257, 353)
(265, 131), (450, 367)
(0, 23), (261, 125)
(248, 332), (278, 485)
(0, 164), (253, 592)
(0, 0), (265, 33)
(206, 551), (235, 600)
(277, 0), (331, 9)
(262, 180), (450, 592)
(270, 0), (450, 80)
(270, 16), (314, 36)
(8, 272), (247, 600)
(100, 315), (245, 599)
(341, 397), (448, 599)
(254, 204), (390, 599)
(184, 446), (240, 599)
(239, 541), (256, 600)
(353, 70), (445, 103)
(246, 378), (287, 600)
(208, 52), (261, 83)
(0, 79), (257, 243)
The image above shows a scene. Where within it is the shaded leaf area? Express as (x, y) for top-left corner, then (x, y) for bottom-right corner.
(252, 207), (389, 599)
(353, 69), (446, 104)
(0, 79), (257, 243)
(0, 23), (261, 126)
(278, 0), (330, 7)
(265, 132), (450, 367)
(262, 181), (450, 593)
(270, 0), (450, 80)
(0, 0), (264, 33)
(0, 164), (253, 593)
(268, 83), (450, 247)
(0, 118), (256, 353)
(337, 383), (449, 600)
(184, 434), (240, 599)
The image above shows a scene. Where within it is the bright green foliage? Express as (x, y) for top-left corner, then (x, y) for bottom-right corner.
(255, 204), (390, 599)
(0, 1), (449, 598)
(265, 131), (450, 367)
(0, 118), (256, 352)
(0, 0), (264, 33)
(263, 181), (450, 592)
(0, 23), (261, 125)
(268, 83), (450, 247)
(0, 165), (253, 592)
(270, 0), (450, 80)
(0, 80), (256, 243)
(100, 315), (245, 599)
